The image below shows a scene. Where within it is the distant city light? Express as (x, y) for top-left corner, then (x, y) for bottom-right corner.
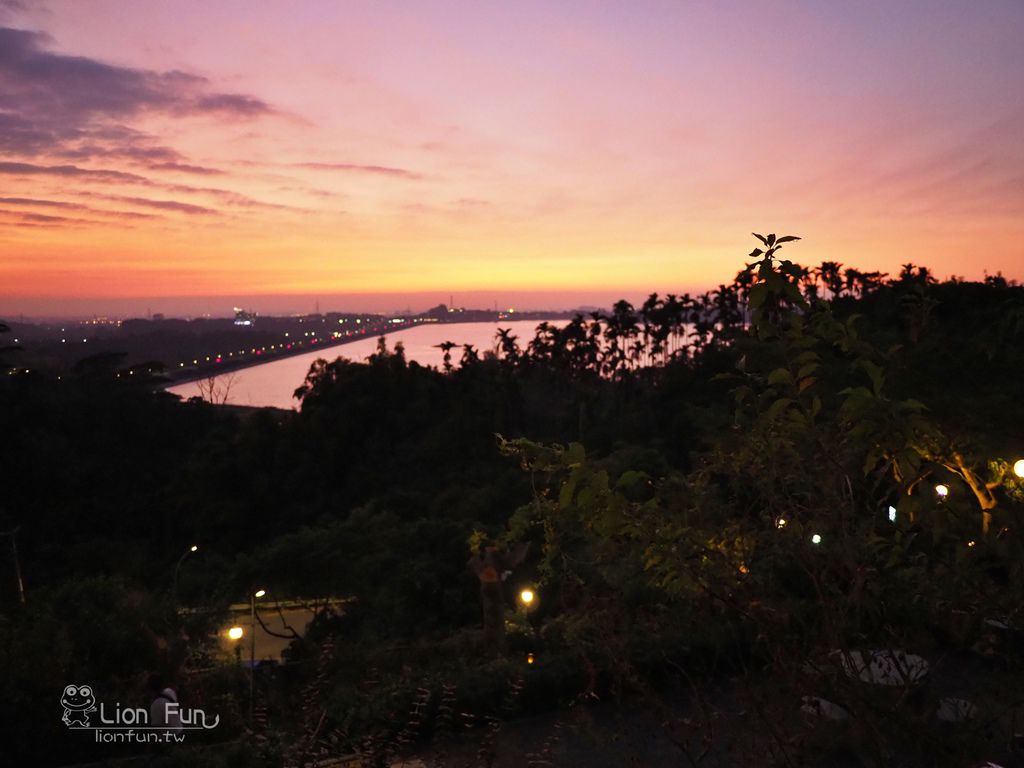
(967, 540), (976, 548)
(526, 652), (535, 665)
(811, 534), (822, 544)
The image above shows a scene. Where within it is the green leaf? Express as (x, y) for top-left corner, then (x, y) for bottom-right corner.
(559, 477), (577, 508)
(766, 397), (794, 421)
(767, 368), (793, 387)
(566, 442), (586, 466)
(748, 284), (768, 309)
(796, 362), (819, 380)
(858, 359), (885, 395)
(901, 398), (928, 411)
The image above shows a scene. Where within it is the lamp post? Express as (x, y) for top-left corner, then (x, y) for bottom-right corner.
(0, 527), (25, 605)
(519, 588), (536, 626)
(250, 589), (265, 725)
(172, 544), (199, 603)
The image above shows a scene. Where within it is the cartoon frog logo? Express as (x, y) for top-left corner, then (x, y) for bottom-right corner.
(61, 684), (97, 727)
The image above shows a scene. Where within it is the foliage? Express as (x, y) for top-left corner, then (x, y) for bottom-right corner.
(3, 235), (1024, 764)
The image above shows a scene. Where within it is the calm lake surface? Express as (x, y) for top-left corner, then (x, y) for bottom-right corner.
(165, 320), (559, 410)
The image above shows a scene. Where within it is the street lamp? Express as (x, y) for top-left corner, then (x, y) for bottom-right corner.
(519, 588), (535, 607)
(935, 484), (949, 500)
(227, 625), (244, 665)
(1014, 459), (1024, 478)
(172, 544), (199, 603)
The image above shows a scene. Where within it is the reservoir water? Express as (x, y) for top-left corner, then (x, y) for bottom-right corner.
(165, 319), (558, 410)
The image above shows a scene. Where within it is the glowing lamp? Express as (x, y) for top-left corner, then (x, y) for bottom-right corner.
(776, 518), (787, 529)
(254, 589), (266, 598)
(888, 506), (897, 523)
(228, 626), (244, 641)
(519, 588), (535, 606)
(935, 484), (949, 498)
(1014, 459), (1024, 478)
(811, 534), (822, 545)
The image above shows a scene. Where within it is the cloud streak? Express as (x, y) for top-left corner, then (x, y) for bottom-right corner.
(147, 162), (224, 175)
(85, 194), (220, 216)
(294, 162), (423, 180)
(0, 160), (150, 183)
(0, 195), (159, 219)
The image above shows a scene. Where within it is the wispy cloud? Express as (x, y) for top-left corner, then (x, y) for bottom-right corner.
(294, 162), (423, 180)
(147, 162), (224, 175)
(0, 161), (150, 183)
(0, 25), (274, 164)
(0, 207), (95, 227)
(84, 194), (220, 216)
(0, 195), (158, 219)
(0, 161), (296, 213)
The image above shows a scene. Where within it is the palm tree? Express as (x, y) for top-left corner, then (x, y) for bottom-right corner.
(460, 344), (480, 368)
(816, 261), (845, 300)
(435, 341), (456, 373)
(711, 284), (742, 338)
(494, 327), (520, 366)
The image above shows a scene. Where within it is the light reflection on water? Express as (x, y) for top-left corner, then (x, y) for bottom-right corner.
(165, 320), (558, 410)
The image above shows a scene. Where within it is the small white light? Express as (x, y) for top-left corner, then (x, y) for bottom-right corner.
(1014, 459), (1024, 478)
(776, 518), (787, 529)
(190, 545), (198, 552)
(935, 484), (949, 498)
(254, 589), (266, 598)
(888, 506), (897, 523)
(227, 626), (243, 640)
(811, 534), (822, 545)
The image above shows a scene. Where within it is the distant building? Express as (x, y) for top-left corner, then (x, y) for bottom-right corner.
(233, 307), (257, 326)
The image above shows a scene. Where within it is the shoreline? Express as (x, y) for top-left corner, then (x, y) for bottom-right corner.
(163, 316), (565, 388)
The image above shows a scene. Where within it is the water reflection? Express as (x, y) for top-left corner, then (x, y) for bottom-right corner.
(166, 320), (558, 410)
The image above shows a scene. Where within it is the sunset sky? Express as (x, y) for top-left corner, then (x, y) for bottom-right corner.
(1, 0), (1022, 316)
